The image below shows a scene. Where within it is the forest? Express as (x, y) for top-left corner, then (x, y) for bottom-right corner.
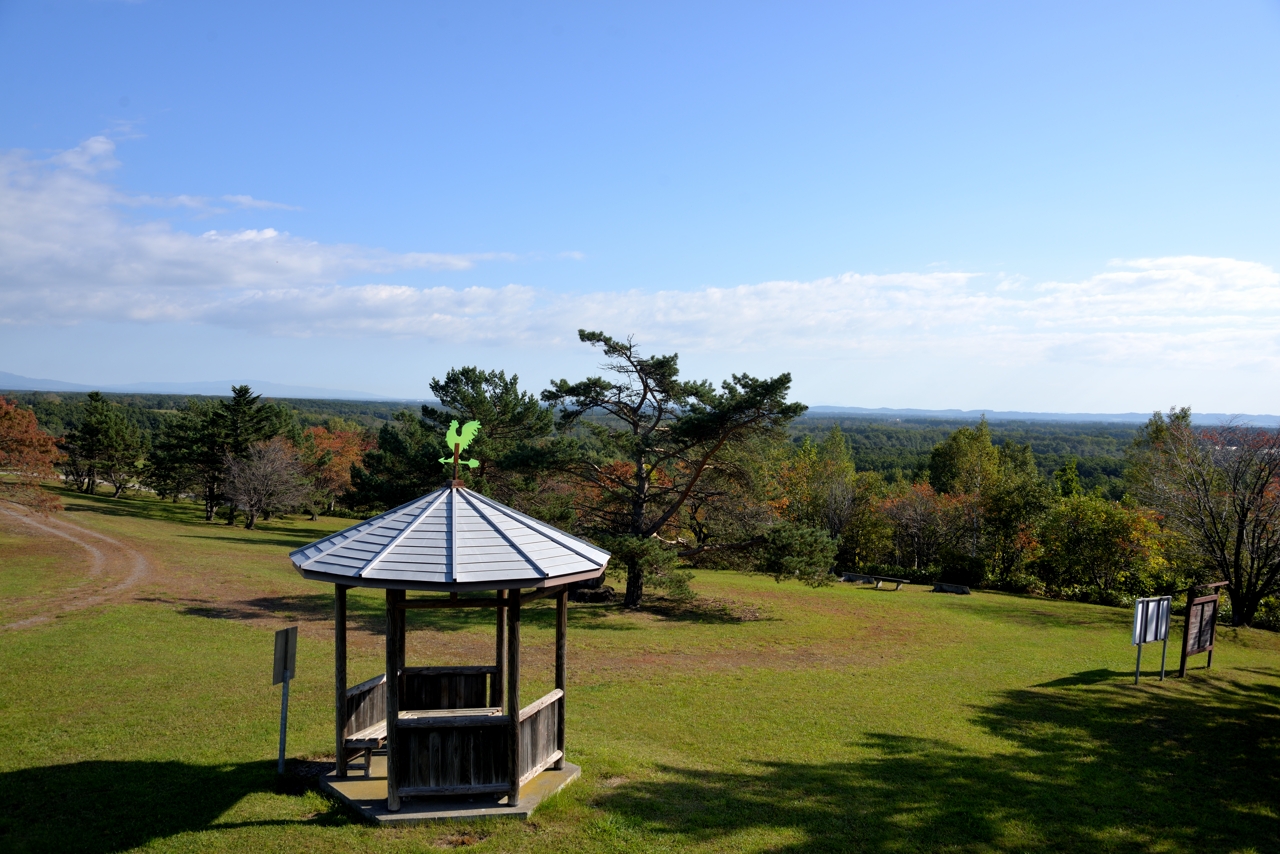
(1, 331), (1277, 627)
(2, 392), (1135, 496)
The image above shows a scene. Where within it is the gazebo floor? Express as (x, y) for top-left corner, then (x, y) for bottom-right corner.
(319, 753), (582, 824)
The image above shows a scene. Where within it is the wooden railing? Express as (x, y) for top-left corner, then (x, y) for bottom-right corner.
(343, 673), (386, 738)
(389, 686), (565, 796)
(401, 665), (497, 712)
(518, 689), (564, 786)
(390, 665), (508, 797)
(393, 708), (511, 796)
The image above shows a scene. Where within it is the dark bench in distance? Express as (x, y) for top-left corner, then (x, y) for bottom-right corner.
(932, 582), (971, 595)
(842, 572), (908, 591)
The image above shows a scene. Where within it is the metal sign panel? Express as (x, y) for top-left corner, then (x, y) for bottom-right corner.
(1132, 597), (1171, 645)
(273, 626), (297, 685)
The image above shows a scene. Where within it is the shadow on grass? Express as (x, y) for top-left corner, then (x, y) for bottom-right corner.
(175, 592), (646, 635)
(1033, 668), (1124, 687)
(957, 595), (1133, 631)
(595, 673), (1280, 853)
(59, 489), (345, 546)
(0, 759), (349, 854)
(176, 591), (759, 634)
(178, 532), (329, 550)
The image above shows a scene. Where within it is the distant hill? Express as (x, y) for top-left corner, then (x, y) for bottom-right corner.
(4, 370), (1275, 425)
(0, 371), (406, 402)
(805, 405), (1280, 428)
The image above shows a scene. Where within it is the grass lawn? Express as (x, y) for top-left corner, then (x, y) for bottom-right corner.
(0, 490), (1277, 853)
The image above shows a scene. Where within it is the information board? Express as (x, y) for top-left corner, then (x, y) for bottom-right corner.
(1178, 582), (1227, 677)
(1132, 596), (1172, 683)
(1132, 597), (1171, 645)
(1185, 596), (1218, 657)
(273, 626), (297, 685)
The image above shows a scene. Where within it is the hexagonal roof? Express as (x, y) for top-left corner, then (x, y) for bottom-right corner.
(290, 483), (609, 591)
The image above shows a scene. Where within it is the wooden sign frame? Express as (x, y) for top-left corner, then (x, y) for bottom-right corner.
(1178, 582), (1228, 677)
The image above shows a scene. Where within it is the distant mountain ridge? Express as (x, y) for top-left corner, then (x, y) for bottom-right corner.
(805, 405), (1280, 427)
(3, 371), (1275, 424)
(0, 371), (404, 401)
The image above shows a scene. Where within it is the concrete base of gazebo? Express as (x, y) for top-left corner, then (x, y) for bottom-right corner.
(320, 753), (581, 824)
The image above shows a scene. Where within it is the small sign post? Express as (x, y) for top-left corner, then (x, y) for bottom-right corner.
(1179, 581), (1228, 677)
(1132, 596), (1172, 684)
(273, 626), (298, 774)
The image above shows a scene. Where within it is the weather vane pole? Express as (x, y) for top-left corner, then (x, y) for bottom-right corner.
(439, 420), (481, 481)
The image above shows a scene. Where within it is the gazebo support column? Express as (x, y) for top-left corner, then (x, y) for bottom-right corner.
(554, 587), (567, 770)
(334, 584), (350, 777)
(494, 589), (506, 709)
(385, 588), (404, 812)
(507, 588), (521, 807)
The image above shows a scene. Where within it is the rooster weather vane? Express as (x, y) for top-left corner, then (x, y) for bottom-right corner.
(440, 420), (482, 480)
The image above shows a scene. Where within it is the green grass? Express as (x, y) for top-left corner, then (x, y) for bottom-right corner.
(0, 532), (70, 599)
(1, 491), (1278, 852)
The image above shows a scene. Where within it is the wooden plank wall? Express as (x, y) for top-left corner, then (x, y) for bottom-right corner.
(400, 668), (494, 711)
(519, 694), (563, 783)
(344, 675), (387, 737)
(394, 724), (511, 794)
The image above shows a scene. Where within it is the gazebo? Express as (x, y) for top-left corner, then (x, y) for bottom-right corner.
(289, 479), (609, 820)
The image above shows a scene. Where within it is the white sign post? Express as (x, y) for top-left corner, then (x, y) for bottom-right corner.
(273, 626), (298, 774)
(1132, 596), (1171, 684)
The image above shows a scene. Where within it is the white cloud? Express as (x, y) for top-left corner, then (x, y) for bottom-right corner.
(2, 138), (1280, 377)
(222, 194), (301, 211)
(0, 138), (504, 327)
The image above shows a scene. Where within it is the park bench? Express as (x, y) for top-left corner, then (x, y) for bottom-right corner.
(842, 572), (908, 591)
(932, 582), (971, 595)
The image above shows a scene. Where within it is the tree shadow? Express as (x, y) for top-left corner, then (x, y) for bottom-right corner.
(179, 533), (326, 550)
(958, 596), (1132, 631)
(1033, 668), (1123, 687)
(176, 588), (769, 634)
(0, 759), (349, 853)
(595, 673), (1280, 852)
(638, 595), (776, 624)
(59, 491), (344, 546)
(176, 593), (643, 635)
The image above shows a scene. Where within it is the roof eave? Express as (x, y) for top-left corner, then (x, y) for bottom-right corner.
(292, 561), (607, 593)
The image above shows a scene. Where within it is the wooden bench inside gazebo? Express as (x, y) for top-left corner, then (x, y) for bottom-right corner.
(290, 479), (609, 823)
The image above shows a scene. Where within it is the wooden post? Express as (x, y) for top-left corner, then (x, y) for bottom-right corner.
(1178, 586), (1195, 678)
(396, 591), (407, 676)
(507, 588), (521, 807)
(554, 586), (567, 770)
(494, 589), (506, 709)
(335, 584), (349, 778)
(385, 589), (402, 811)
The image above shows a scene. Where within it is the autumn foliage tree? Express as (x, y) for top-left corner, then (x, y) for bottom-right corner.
(0, 396), (62, 512)
(1130, 408), (1280, 625)
(300, 419), (370, 517)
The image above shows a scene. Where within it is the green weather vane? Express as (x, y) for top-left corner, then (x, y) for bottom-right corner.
(440, 420), (481, 480)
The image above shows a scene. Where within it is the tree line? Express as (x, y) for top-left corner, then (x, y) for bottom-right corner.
(3, 331), (1280, 625)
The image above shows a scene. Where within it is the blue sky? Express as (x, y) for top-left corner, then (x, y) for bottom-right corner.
(2, 1), (1279, 411)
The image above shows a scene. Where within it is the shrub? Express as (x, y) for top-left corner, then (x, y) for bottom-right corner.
(939, 551), (987, 588)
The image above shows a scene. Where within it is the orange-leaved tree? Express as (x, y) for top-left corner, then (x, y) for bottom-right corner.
(300, 420), (372, 516)
(0, 396), (63, 512)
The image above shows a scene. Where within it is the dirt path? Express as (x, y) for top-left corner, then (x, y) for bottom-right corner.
(0, 504), (151, 630)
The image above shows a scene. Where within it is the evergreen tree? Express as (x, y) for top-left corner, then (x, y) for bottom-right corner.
(544, 330), (806, 608)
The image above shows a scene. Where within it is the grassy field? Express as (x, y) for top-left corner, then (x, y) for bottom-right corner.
(1, 491), (1277, 853)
